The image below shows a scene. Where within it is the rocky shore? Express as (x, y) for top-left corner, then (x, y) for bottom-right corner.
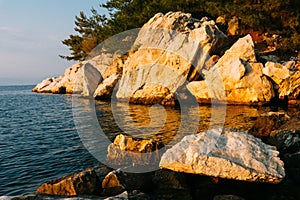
(8, 110), (300, 200)
(32, 12), (300, 106)
(27, 12), (300, 199)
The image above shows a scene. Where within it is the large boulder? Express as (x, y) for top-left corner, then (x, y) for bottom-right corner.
(57, 62), (83, 94)
(32, 53), (122, 95)
(187, 35), (275, 104)
(116, 11), (226, 105)
(160, 129), (285, 184)
(36, 169), (101, 196)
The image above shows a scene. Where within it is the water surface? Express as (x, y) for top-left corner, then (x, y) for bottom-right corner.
(0, 85), (294, 196)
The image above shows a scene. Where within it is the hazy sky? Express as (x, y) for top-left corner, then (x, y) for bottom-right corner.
(0, 0), (107, 85)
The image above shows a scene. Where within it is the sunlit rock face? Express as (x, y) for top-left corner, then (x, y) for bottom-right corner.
(116, 11), (226, 105)
(187, 35), (275, 105)
(160, 129), (285, 184)
(32, 62), (83, 94)
(32, 53), (123, 96)
(263, 62), (290, 85)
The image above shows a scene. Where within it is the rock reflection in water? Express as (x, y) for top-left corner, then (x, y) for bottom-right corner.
(94, 100), (268, 146)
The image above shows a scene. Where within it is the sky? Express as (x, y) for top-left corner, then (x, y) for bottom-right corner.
(0, 0), (107, 85)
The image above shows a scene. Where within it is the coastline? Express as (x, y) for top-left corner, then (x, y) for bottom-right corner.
(6, 11), (300, 199)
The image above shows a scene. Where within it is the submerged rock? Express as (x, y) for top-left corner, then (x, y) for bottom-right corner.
(35, 169), (101, 196)
(266, 116), (300, 153)
(104, 191), (128, 200)
(160, 129), (285, 184)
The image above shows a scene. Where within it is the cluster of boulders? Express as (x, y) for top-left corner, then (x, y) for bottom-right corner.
(32, 11), (300, 106)
(28, 11), (300, 200)
(29, 119), (300, 199)
(8, 109), (297, 199)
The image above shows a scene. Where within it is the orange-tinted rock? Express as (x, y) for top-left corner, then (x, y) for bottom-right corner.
(279, 70), (300, 100)
(101, 171), (125, 196)
(36, 169), (101, 196)
(116, 11), (226, 105)
(187, 35), (275, 105)
(106, 134), (164, 167)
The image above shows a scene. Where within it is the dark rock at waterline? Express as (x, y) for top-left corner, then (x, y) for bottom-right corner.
(128, 190), (152, 200)
(101, 170), (125, 197)
(100, 169), (155, 196)
(152, 169), (193, 200)
(264, 114), (300, 153)
(33, 167), (300, 200)
(249, 112), (290, 138)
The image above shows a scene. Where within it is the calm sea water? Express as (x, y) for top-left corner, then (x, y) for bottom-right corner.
(0, 85), (99, 196)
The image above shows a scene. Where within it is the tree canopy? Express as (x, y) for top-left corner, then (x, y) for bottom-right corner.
(60, 0), (300, 61)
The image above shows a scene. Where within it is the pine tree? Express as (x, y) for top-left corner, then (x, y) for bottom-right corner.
(60, 9), (107, 60)
(60, 0), (300, 61)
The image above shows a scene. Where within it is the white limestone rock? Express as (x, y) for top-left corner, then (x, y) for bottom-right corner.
(116, 11), (226, 105)
(160, 129), (285, 184)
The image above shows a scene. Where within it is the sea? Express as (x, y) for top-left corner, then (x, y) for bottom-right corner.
(1, 85), (297, 198)
(0, 85), (99, 197)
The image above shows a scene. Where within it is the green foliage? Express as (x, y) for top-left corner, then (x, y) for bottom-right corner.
(60, 9), (108, 60)
(61, 0), (300, 61)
